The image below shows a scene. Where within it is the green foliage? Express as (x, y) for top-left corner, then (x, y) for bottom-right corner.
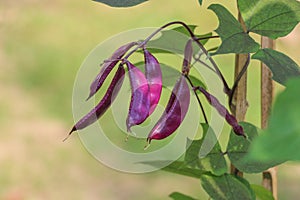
(188, 75), (207, 90)
(249, 77), (300, 162)
(238, 0), (300, 39)
(197, 0), (203, 6)
(208, 4), (259, 55)
(227, 122), (282, 173)
(135, 62), (206, 89)
(92, 0), (148, 7)
(147, 25), (211, 54)
(142, 161), (204, 179)
(251, 184), (275, 200)
(200, 173), (255, 200)
(169, 192), (198, 200)
(252, 48), (300, 85)
(185, 124), (227, 176)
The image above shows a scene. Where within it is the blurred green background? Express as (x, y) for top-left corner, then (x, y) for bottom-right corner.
(1, 0), (300, 199)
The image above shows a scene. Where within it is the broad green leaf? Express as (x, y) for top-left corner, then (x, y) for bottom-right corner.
(252, 48), (300, 85)
(248, 77), (300, 161)
(141, 160), (205, 178)
(134, 62), (206, 89)
(227, 122), (282, 173)
(200, 173), (255, 200)
(147, 25), (211, 54)
(92, 0), (148, 7)
(134, 61), (179, 86)
(172, 25), (198, 37)
(185, 124), (227, 176)
(208, 4), (259, 55)
(251, 184), (275, 200)
(198, 0), (203, 6)
(169, 192), (198, 200)
(238, 0), (300, 39)
(188, 75), (207, 91)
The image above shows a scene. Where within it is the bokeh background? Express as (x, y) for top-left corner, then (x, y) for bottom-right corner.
(1, 0), (300, 199)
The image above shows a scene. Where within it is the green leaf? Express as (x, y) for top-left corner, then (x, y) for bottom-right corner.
(147, 25), (211, 54)
(143, 160), (205, 178)
(198, 0), (203, 6)
(200, 173), (255, 200)
(208, 4), (259, 55)
(238, 0), (300, 39)
(134, 61), (179, 86)
(134, 62), (206, 89)
(92, 0), (148, 7)
(252, 48), (300, 85)
(227, 122), (281, 173)
(169, 192), (198, 200)
(251, 184), (275, 200)
(172, 25), (198, 37)
(248, 77), (300, 161)
(185, 124), (227, 176)
(188, 75), (207, 91)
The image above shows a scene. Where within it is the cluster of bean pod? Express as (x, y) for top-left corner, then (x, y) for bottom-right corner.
(66, 40), (244, 143)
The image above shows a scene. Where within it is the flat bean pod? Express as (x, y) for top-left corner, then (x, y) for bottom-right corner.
(182, 40), (193, 75)
(147, 75), (190, 142)
(67, 65), (125, 139)
(194, 86), (245, 137)
(87, 42), (136, 100)
(144, 49), (163, 114)
(125, 60), (151, 132)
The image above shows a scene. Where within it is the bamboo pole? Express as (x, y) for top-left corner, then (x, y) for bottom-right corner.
(261, 37), (278, 200)
(230, 12), (248, 176)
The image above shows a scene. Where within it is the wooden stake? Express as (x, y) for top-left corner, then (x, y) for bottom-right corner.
(261, 36), (278, 200)
(230, 12), (248, 176)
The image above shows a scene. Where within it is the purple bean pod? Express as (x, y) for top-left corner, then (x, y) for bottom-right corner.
(87, 42), (136, 100)
(147, 75), (190, 142)
(193, 86), (246, 137)
(144, 49), (163, 114)
(182, 40), (193, 75)
(125, 60), (151, 132)
(67, 65), (125, 138)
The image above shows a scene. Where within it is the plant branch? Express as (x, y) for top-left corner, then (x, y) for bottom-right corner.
(185, 75), (208, 124)
(192, 53), (215, 73)
(123, 21), (230, 96)
(261, 36), (278, 200)
(229, 53), (250, 108)
(194, 35), (220, 41)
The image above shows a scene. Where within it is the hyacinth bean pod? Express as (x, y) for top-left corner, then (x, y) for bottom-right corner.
(66, 65), (125, 139)
(87, 42), (136, 100)
(125, 60), (151, 132)
(194, 86), (245, 137)
(147, 75), (190, 142)
(182, 40), (193, 75)
(144, 49), (163, 114)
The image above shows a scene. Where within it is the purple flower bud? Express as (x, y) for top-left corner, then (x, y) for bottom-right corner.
(182, 40), (193, 75)
(87, 42), (136, 100)
(147, 75), (190, 142)
(144, 49), (162, 114)
(125, 60), (151, 132)
(66, 65), (125, 140)
(194, 86), (245, 137)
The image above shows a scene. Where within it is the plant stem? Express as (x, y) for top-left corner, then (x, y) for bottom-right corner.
(191, 37), (231, 95)
(185, 75), (208, 124)
(194, 35), (220, 41)
(192, 53), (215, 72)
(229, 53), (250, 108)
(261, 36), (278, 200)
(123, 21), (230, 95)
(124, 21), (195, 60)
(230, 11), (248, 177)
